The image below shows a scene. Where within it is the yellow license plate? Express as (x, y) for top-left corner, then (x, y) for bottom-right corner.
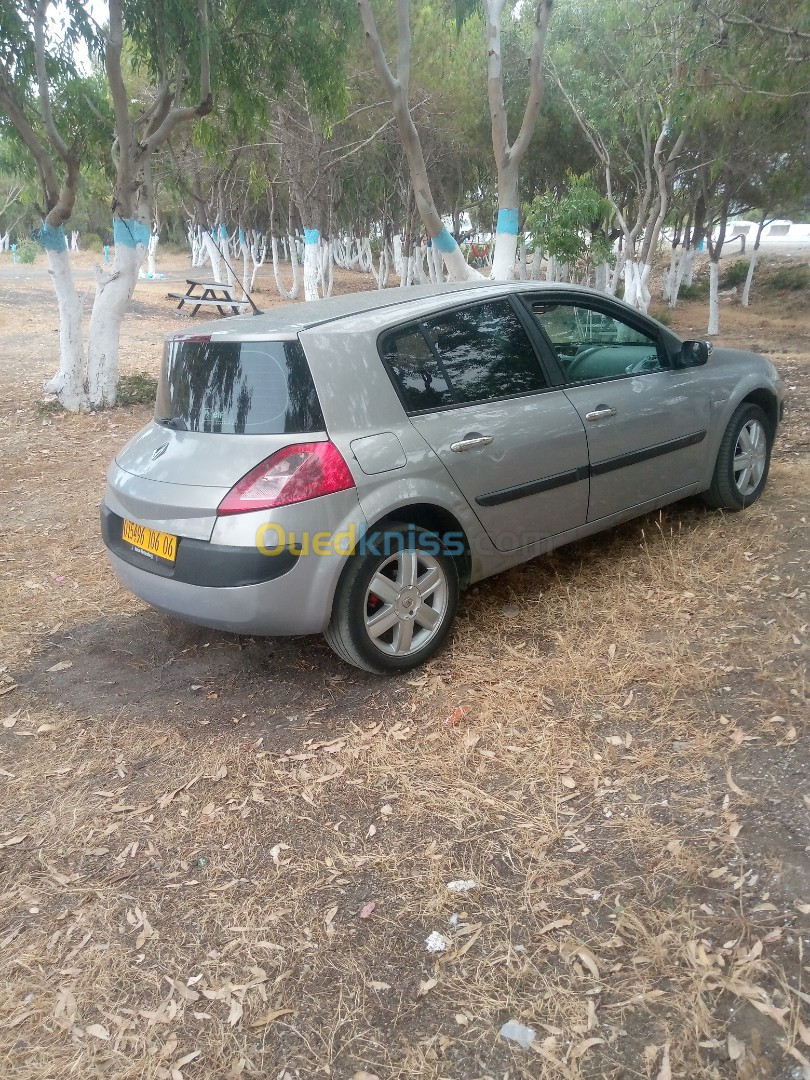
(122, 519), (178, 563)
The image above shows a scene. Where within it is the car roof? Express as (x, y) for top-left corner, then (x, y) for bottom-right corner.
(171, 280), (614, 341)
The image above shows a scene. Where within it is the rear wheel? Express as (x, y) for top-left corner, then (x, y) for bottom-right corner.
(702, 403), (772, 511)
(325, 522), (459, 672)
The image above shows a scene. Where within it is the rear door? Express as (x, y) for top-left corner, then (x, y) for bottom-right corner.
(380, 298), (589, 551)
(523, 297), (710, 522)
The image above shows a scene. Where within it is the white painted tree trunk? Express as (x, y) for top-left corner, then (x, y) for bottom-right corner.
(219, 226), (235, 288)
(317, 238), (334, 298)
(669, 246), (690, 309)
(70, 230), (79, 252)
(201, 231), (222, 282)
(545, 255), (555, 282)
(42, 245), (86, 412)
(0, 231), (9, 251)
(86, 241), (145, 408)
(303, 229), (321, 302)
(491, 208), (519, 280)
(146, 232), (158, 277)
(249, 235), (266, 292)
(741, 246), (759, 308)
(531, 247), (542, 280)
(707, 260), (720, 336)
(638, 263), (652, 314)
(271, 236), (301, 300)
(393, 234), (403, 278)
(683, 247), (697, 287)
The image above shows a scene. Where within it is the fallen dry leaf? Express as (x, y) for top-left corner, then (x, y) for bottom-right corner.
(359, 902), (376, 919)
(249, 1008), (293, 1028)
(46, 660), (73, 672)
(85, 1023), (110, 1040)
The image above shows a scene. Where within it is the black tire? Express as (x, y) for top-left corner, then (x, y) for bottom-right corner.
(324, 522), (459, 673)
(702, 402), (772, 511)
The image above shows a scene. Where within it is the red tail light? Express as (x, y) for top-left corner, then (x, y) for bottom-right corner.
(217, 442), (355, 515)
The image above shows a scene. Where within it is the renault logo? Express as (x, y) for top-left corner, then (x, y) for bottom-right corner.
(151, 442), (169, 461)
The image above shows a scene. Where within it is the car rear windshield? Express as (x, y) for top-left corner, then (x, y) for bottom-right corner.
(155, 338), (324, 434)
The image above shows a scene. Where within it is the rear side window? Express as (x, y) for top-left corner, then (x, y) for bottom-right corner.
(380, 326), (454, 412)
(380, 299), (547, 413)
(155, 338), (324, 434)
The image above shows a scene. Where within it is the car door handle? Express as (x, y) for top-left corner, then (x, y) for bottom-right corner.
(450, 435), (494, 453)
(585, 406), (617, 422)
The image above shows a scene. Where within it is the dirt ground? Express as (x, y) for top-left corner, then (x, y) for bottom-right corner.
(0, 249), (808, 1080)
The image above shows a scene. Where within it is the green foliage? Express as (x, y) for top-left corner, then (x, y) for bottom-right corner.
(524, 173), (613, 265)
(16, 238), (37, 264)
(679, 279), (710, 301)
(720, 260), (750, 288)
(767, 265), (810, 293)
(116, 372), (158, 406)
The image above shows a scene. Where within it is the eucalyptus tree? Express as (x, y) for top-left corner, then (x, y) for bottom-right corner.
(548, 0), (695, 313)
(357, 0), (479, 280)
(0, 0), (354, 410)
(454, 0), (554, 279)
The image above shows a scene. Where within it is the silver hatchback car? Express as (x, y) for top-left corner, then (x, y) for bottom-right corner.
(102, 281), (783, 671)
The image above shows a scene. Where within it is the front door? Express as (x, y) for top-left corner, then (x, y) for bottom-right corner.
(524, 299), (710, 521)
(379, 298), (590, 550)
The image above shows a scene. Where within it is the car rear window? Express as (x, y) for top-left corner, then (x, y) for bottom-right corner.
(155, 338), (324, 434)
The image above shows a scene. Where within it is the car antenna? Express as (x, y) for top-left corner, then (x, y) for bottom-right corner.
(211, 232), (263, 316)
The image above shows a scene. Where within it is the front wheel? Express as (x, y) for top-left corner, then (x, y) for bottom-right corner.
(702, 403), (772, 511)
(325, 522), (459, 672)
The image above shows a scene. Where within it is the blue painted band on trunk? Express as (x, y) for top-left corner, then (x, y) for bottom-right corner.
(496, 208), (520, 235)
(433, 226), (457, 253)
(238, 227), (245, 244)
(218, 224), (228, 239)
(40, 222), (67, 252)
(304, 228), (320, 246)
(113, 218), (151, 248)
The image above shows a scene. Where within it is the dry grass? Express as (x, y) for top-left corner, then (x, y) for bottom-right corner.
(0, 253), (808, 1079)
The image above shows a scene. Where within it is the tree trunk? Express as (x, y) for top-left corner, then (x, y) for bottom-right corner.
(41, 226), (86, 411)
(271, 235), (301, 300)
(741, 216), (766, 307)
(491, 200), (519, 280)
(201, 230), (222, 281)
(707, 260), (720, 336)
(303, 228), (321, 301)
(86, 220), (148, 407)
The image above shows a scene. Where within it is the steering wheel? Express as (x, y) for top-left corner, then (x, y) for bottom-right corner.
(564, 345), (602, 378)
(624, 353), (661, 374)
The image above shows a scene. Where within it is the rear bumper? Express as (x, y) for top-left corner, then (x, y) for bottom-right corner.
(101, 505), (298, 587)
(107, 547), (335, 636)
(101, 490), (368, 636)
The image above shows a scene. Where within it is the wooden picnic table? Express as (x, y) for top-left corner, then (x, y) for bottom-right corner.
(167, 278), (250, 317)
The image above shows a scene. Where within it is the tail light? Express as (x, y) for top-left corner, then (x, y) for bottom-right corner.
(217, 441), (355, 515)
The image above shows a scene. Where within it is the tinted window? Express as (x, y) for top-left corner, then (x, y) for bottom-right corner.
(529, 303), (664, 383)
(425, 300), (547, 405)
(380, 326), (454, 412)
(155, 339), (324, 434)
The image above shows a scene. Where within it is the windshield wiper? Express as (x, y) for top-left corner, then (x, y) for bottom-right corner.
(157, 416), (188, 431)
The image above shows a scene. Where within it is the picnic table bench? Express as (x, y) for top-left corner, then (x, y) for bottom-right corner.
(168, 278), (250, 317)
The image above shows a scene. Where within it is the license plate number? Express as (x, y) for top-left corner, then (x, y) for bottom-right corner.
(122, 519), (177, 563)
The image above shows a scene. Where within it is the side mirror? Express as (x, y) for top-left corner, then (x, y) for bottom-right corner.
(678, 339), (712, 368)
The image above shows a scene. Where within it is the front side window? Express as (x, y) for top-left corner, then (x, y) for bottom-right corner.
(529, 302), (664, 383)
(155, 338), (324, 434)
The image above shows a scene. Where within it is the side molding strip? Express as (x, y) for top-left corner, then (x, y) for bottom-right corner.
(474, 430), (707, 507)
